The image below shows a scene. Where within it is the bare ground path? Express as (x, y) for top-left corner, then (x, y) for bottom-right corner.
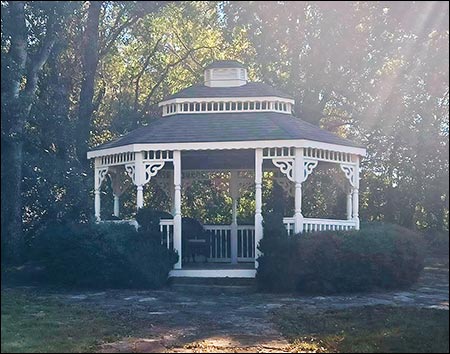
(3, 257), (448, 353)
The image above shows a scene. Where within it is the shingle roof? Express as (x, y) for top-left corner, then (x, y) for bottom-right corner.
(163, 82), (293, 101)
(205, 60), (245, 69)
(91, 112), (364, 151)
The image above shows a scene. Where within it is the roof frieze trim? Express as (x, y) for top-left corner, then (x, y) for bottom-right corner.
(87, 140), (367, 159)
(158, 96), (295, 107)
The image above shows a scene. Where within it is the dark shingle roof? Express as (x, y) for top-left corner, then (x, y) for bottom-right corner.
(205, 60), (245, 69)
(91, 112), (364, 151)
(164, 82), (293, 101)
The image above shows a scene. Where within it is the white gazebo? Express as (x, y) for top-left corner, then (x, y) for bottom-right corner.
(87, 60), (366, 278)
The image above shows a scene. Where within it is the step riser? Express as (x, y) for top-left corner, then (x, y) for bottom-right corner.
(169, 277), (256, 286)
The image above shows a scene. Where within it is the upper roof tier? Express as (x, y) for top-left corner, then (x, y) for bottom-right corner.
(159, 60), (294, 116)
(163, 82), (293, 101)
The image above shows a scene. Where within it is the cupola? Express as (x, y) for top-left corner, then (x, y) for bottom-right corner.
(204, 60), (247, 87)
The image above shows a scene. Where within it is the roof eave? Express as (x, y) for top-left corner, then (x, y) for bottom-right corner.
(158, 96), (295, 107)
(87, 139), (366, 159)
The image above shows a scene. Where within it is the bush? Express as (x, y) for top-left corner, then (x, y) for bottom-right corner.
(257, 222), (425, 294)
(32, 221), (178, 289)
(135, 207), (173, 235)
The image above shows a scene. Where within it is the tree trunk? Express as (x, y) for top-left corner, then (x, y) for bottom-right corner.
(76, 1), (102, 165)
(2, 2), (61, 264)
(2, 2), (28, 264)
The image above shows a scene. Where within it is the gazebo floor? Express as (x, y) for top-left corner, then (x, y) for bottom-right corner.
(181, 262), (255, 270)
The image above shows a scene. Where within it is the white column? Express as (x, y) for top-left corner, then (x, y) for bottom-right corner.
(135, 152), (144, 209)
(94, 158), (101, 221)
(113, 195), (120, 217)
(254, 148), (263, 268)
(353, 156), (360, 230)
(173, 150), (182, 269)
(346, 192), (352, 220)
(294, 148), (304, 233)
(169, 169), (175, 215)
(94, 189), (101, 221)
(230, 170), (238, 264)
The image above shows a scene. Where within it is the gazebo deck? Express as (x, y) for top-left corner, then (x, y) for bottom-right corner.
(182, 262), (255, 270)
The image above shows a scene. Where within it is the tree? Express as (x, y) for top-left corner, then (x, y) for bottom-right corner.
(1, 1), (75, 263)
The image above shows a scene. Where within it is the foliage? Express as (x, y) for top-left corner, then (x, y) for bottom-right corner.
(257, 222), (425, 294)
(0, 1), (448, 264)
(135, 207), (173, 234)
(31, 221), (177, 289)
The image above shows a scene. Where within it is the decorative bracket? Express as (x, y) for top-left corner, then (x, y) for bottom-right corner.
(272, 158), (294, 182)
(125, 164), (136, 184)
(144, 161), (165, 184)
(340, 164), (356, 188)
(303, 159), (319, 182)
(95, 167), (109, 189)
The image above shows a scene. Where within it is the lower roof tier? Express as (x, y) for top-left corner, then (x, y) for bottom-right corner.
(91, 112), (364, 152)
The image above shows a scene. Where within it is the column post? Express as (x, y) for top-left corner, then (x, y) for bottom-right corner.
(230, 170), (238, 264)
(113, 195), (120, 217)
(135, 152), (144, 209)
(94, 158), (102, 221)
(254, 148), (263, 268)
(352, 156), (360, 230)
(294, 147), (304, 233)
(346, 191), (352, 220)
(173, 150), (182, 269)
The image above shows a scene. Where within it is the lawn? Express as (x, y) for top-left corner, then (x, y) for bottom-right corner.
(1, 288), (139, 353)
(273, 305), (450, 353)
(2, 287), (449, 353)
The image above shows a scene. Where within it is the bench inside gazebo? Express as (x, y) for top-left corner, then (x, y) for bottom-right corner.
(87, 60), (366, 278)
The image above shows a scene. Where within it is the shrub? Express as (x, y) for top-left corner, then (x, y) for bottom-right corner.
(257, 221), (425, 294)
(135, 207), (173, 235)
(32, 220), (178, 289)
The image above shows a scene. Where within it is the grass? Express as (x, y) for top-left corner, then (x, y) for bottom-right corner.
(273, 305), (449, 353)
(1, 288), (140, 353)
(2, 287), (449, 353)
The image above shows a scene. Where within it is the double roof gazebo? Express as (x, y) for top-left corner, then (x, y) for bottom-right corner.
(87, 60), (366, 278)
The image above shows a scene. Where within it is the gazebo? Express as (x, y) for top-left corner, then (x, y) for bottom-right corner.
(87, 60), (366, 278)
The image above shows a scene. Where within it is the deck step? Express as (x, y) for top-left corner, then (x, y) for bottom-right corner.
(169, 277), (256, 294)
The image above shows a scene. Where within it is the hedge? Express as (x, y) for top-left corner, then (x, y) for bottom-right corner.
(31, 220), (178, 289)
(256, 221), (425, 294)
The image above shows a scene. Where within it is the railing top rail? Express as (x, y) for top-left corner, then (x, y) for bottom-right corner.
(303, 218), (356, 225)
(160, 219), (174, 226)
(237, 225), (255, 230)
(204, 225), (232, 231)
(282, 217), (295, 223)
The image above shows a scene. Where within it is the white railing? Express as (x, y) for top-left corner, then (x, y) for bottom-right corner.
(283, 217), (356, 234)
(204, 225), (231, 262)
(302, 218), (356, 232)
(283, 217), (296, 235)
(98, 219), (139, 230)
(237, 225), (255, 261)
(203, 224), (256, 262)
(159, 217), (356, 260)
(160, 219), (174, 250)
